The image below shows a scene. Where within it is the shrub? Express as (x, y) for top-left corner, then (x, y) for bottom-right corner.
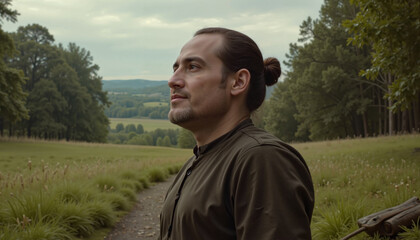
(148, 168), (168, 182)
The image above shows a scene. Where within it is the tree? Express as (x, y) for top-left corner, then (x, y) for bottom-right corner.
(265, 0), (380, 141)
(116, 123), (124, 132)
(344, 0), (420, 112)
(9, 24), (59, 92)
(125, 124), (136, 133)
(161, 136), (171, 147)
(290, 0), (371, 140)
(136, 124), (144, 134)
(59, 43), (109, 142)
(49, 64), (88, 140)
(177, 129), (195, 148)
(265, 77), (305, 142)
(0, 0), (28, 135)
(27, 79), (66, 138)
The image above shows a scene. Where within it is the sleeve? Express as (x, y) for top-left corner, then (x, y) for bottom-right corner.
(231, 144), (314, 240)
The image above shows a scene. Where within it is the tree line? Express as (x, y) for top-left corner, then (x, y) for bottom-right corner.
(107, 123), (195, 148)
(105, 94), (169, 119)
(264, 0), (419, 142)
(0, 0), (109, 142)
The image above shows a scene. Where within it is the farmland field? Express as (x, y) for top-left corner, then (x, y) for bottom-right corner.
(0, 134), (419, 239)
(109, 118), (178, 131)
(143, 102), (169, 107)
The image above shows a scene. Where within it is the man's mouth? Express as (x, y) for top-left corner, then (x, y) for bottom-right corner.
(171, 94), (187, 102)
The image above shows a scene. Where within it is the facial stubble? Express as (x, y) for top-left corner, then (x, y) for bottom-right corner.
(168, 73), (229, 125)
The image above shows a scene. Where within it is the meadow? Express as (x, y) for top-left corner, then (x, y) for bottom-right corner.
(109, 118), (179, 131)
(0, 134), (419, 239)
(143, 102), (169, 107)
(0, 138), (190, 240)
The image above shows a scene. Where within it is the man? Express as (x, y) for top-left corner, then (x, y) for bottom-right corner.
(159, 27), (314, 240)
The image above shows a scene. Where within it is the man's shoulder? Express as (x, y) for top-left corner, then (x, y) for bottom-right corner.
(232, 125), (303, 160)
(236, 125), (283, 147)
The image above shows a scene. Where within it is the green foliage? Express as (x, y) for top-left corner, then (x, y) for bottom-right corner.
(264, 0), (418, 141)
(109, 118), (177, 131)
(56, 201), (96, 237)
(115, 123), (124, 132)
(0, 0), (19, 25)
(0, 138), (191, 239)
(0, 65), (28, 124)
(0, 1), (28, 127)
(84, 200), (116, 228)
(1, 134), (419, 239)
(147, 168), (169, 183)
(2, 23), (109, 142)
(265, 78), (304, 142)
(271, 0), (373, 141)
(109, 125), (179, 147)
(344, 0), (420, 110)
(298, 134), (420, 239)
(312, 200), (366, 240)
(177, 128), (196, 148)
(27, 79), (66, 137)
(399, 220), (420, 240)
(105, 93), (169, 119)
(125, 123), (136, 133)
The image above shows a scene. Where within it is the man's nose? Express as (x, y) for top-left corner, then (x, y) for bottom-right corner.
(168, 69), (184, 89)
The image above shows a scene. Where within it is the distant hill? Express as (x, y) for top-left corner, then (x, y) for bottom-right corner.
(103, 79), (167, 91)
(102, 78), (275, 99)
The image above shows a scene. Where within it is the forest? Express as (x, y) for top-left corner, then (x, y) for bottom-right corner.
(263, 0), (419, 142)
(1, 0), (419, 145)
(0, 0), (109, 142)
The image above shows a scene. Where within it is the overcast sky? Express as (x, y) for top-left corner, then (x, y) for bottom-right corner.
(4, 0), (324, 81)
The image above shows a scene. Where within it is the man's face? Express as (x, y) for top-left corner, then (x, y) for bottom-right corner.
(168, 34), (230, 128)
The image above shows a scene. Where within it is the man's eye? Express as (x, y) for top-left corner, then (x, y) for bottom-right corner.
(189, 64), (199, 70)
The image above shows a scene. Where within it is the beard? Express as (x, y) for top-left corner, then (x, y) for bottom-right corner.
(168, 105), (193, 124)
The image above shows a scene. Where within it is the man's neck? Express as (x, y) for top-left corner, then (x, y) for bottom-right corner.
(191, 114), (250, 147)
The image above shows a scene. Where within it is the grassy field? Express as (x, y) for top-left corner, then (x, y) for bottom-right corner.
(0, 138), (191, 240)
(0, 134), (419, 239)
(109, 118), (178, 131)
(294, 134), (420, 239)
(143, 102), (169, 107)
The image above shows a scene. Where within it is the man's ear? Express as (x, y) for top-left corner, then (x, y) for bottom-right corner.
(231, 68), (250, 96)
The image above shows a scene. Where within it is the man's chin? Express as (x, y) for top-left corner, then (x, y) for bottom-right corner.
(168, 110), (192, 125)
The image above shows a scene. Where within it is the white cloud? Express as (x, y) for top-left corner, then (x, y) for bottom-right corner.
(3, 0), (324, 80)
(91, 15), (121, 25)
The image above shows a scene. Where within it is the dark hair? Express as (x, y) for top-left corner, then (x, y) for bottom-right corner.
(194, 27), (281, 112)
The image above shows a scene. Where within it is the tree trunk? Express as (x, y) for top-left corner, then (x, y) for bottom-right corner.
(387, 74), (394, 135)
(8, 122), (12, 137)
(27, 123), (31, 138)
(359, 83), (369, 137)
(414, 93), (420, 131)
(408, 105), (414, 132)
(401, 110), (408, 133)
(377, 92), (382, 135)
(0, 117), (3, 136)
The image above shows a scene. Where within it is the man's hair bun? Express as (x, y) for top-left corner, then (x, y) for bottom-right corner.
(263, 57), (281, 86)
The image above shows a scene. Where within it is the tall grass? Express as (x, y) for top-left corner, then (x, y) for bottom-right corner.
(1, 134), (419, 239)
(0, 138), (188, 240)
(294, 134), (420, 239)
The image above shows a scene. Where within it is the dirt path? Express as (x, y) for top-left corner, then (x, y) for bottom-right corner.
(105, 175), (175, 240)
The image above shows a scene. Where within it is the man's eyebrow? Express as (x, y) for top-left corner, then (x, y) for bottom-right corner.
(173, 56), (206, 69)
